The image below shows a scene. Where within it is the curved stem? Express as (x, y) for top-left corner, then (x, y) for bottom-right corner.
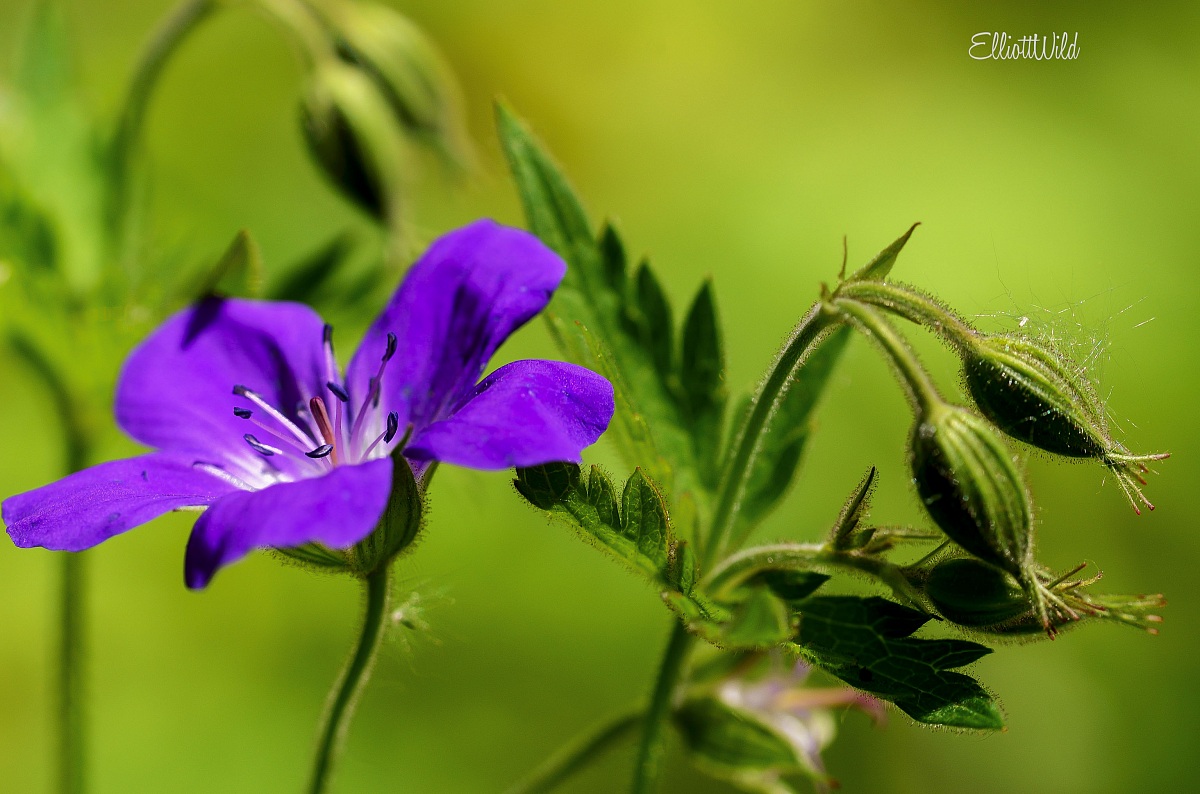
(835, 280), (978, 345)
(630, 623), (693, 794)
(504, 706), (643, 794)
(831, 298), (942, 414)
(108, 0), (219, 241)
(308, 565), (391, 794)
(704, 303), (839, 567)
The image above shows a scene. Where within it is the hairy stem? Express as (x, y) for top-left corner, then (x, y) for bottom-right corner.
(630, 623), (693, 794)
(832, 298), (942, 413)
(835, 279), (978, 344)
(704, 542), (929, 612)
(308, 565), (391, 794)
(505, 706), (643, 794)
(705, 303), (839, 566)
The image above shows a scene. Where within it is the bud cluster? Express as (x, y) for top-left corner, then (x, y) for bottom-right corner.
(828, 265), (1167, 637)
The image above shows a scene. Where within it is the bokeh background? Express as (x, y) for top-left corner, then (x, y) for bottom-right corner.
(2, 1), (1197, 792)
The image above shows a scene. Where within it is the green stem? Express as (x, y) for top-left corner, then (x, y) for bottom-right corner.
(703, 542), (928, 612)
(107, 0), (219, 246)
(835, 280), (978, 344)
(704, 303), (839, 567)
(58, 553), (86, 794)
(308, 565), (391, 794)
(504, 706), (643, 794)
(831, 298), (943, 413)
(6, 331), (92, 794)
(630, 623), (693, 794)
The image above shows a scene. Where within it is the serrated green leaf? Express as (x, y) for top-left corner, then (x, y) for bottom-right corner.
(733, 325), (851, 539)
(514, 462), (674, 582)
(628, 261), (674, 373)
(793, 595), (1002, 730)
(681, 280), (727, 487)
(848, 223), (920, 282)
(498, 103), (722, 505)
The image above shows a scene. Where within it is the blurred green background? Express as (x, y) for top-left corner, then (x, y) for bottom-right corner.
(1, 1), (1197, 792)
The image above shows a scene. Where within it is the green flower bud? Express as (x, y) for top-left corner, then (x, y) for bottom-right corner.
(319, 0), (471, 169)
(926, 557), (1166, 637)
(300, 61), (408, 221)
(925, 557), (1030, 627)
(910, 403), (1032, 582)
(834, 280), (1168, 513)
(960, 334), (1168, 513)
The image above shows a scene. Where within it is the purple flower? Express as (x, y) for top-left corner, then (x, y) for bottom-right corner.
(2, 220), (614, 588)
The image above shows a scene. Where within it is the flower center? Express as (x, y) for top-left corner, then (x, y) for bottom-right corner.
(222, 325), (402, 489)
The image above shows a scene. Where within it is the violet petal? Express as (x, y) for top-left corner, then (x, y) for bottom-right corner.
(345, 220), (565, 433)
(183, 457), (392, 588)
(3, 453), (236, 552)
(116, 297), (329, 462)
(405, 360), (614, 470)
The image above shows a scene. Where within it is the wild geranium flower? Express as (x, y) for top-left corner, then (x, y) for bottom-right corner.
(2, 220), (614, 588)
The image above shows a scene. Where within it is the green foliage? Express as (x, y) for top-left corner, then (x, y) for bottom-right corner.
(498, 103), (728, 505)
(675, 698), (804, 790)
(513, 462), (690, 588)
(732, 326), (852, 539)
(847, 222), (920, 282)
(793, 596), (1003, 730)
(192, 229), (264, 300)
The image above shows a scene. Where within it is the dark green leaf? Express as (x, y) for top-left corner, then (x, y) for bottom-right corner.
(514, 462), (676, 582)
(849, 223), (920, 282)
(752, 570), (831, 605)
(681, 280), (727, 486)
(734, 325), (851, 537)
(793, 595), (1002, 730)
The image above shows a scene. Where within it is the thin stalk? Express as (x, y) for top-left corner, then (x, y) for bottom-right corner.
(308, 565), (391, 794)
(630, 623), (693, 794)
(704, 303), (839, 566)
(504, 706), (643, 794)
(7, 331), (92, 794)
(108, 0), (219, 240)
(831, 298), (942, 413)
(702, 542), (928, 612)
(835, 280), (978, 343)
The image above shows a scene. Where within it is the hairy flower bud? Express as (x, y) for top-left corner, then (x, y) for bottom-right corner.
(300, 61), (407, 221)
(910, 403), (1032, 582)
(925, 557), (1031, 628)
(926, 557), (1166, 637)
(960, 334), (1168, 513)
(320, 0), (471, 169)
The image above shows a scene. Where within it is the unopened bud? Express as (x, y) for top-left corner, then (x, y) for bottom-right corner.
(300, 61), (408, 221)
(925, 557), (1031, 628)
(320, 0), (471, 169)
(910, 403), (1032, 582)
(961, 334), (1168, 514)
